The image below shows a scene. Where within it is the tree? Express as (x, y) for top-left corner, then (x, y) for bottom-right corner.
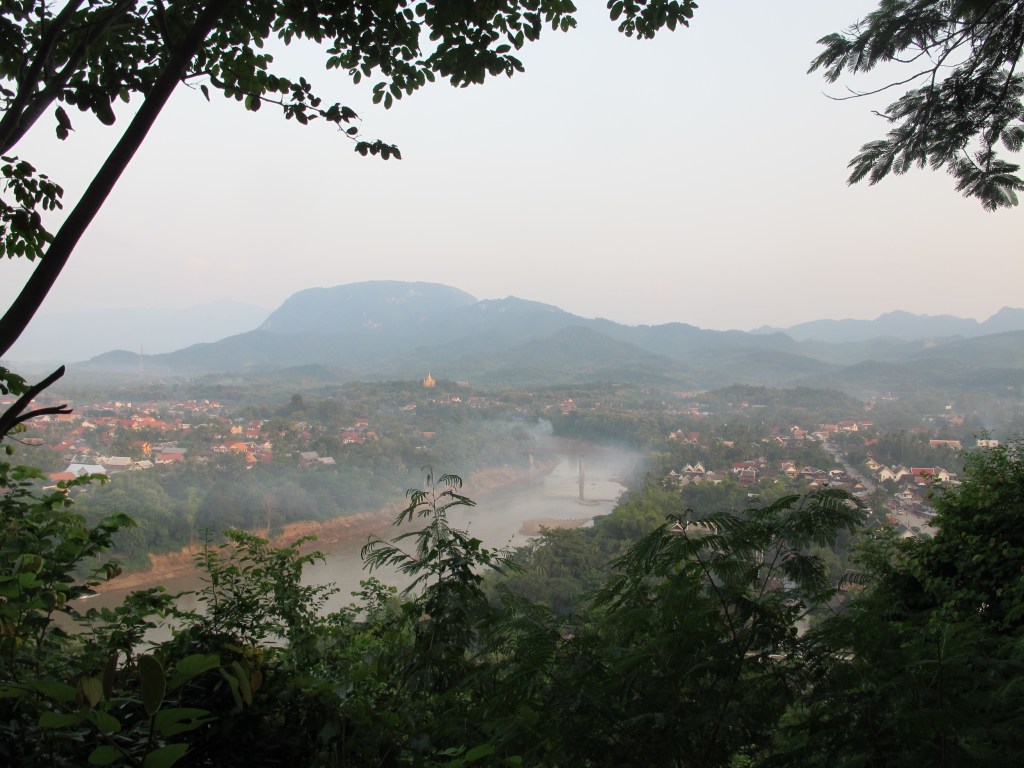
(0, 0), (699, 360)
(490, 488), (866, 767)
(812, 0), (1024, 210)
(361, 470), (518, 693)
(777, 441), (1024, 767)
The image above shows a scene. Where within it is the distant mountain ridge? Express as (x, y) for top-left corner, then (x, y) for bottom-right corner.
(60, 282), (1024, 399)
(755, 307), (1024, 343)
(259, 282), (477, 335)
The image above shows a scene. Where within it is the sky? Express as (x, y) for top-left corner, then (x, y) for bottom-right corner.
(3, 0), (1022, 338)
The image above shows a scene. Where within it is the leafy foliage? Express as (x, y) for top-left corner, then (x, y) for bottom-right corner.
(0, 462), (127, 670)
(362, 469), (519, 693)
(812, 0), (1024, 209)
(777, 441), (1024, 767)
(565, 491), (863, 767)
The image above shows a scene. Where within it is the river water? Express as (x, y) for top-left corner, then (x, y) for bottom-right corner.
(311, 446), (640, 612)
(82, 444), (641, 623)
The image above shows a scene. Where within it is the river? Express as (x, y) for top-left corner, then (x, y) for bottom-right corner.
(311, 446), (641, 612)
(82, 444), (641, 619)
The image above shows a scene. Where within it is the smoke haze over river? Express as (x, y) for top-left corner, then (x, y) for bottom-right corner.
(311, 445), (642, 612)
(83, 442), (642, 627)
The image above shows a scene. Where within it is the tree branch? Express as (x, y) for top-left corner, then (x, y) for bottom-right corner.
(0, 0), (89, 153)
(0, 365), (67, 440)
(0, 0), (239, 356)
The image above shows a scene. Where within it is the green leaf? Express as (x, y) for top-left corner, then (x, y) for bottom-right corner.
(230, 661), (252, 706)
(102, 652), (118, 699)
(465, 743), (495, 762)
(29, 680), (77, 702)
(219, 668), (243, 710)
(95, 101), (116, 125)
(79, 676), (103, 707)
(84, 708), (121, 734)
(142, 743), (189, 768)
(153, 708), (211, 738)
(88, 745), (123, 765)
(138, 655), (166, 716)
(167, 654), (220, 690)
(39, 711), (83, 729)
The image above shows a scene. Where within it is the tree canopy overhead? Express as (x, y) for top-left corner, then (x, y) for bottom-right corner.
(0, 0), (699, 360)
(812, 0), (1024, 210)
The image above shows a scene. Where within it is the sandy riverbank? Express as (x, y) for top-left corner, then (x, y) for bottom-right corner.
(95, 462), (559, 596)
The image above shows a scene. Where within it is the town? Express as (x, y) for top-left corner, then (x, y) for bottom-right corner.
(3, 373), (999, 571)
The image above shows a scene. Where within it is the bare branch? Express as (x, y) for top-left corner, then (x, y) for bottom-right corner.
(0, 365), (67, 440)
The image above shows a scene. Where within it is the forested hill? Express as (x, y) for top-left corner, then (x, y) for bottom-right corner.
(64, 281), (1024, 397)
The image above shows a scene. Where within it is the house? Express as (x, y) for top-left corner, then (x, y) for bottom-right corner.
(910, 467), (952, 483)
(64, 463), (108, 477)
(298, 451), (320, 466)
(99, 456), (133, 473)
(892, 465), (912, 482)
(876, 466), (898, 483)
(736, 467), (758, 486)
(670, 519), (710, 537)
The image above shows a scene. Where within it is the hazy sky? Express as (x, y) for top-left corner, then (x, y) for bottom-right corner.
(4, 0), (1022, 334)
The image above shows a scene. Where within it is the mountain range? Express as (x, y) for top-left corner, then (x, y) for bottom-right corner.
(27, 281), (1018, 400)
(753, 307), (1024, 343)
